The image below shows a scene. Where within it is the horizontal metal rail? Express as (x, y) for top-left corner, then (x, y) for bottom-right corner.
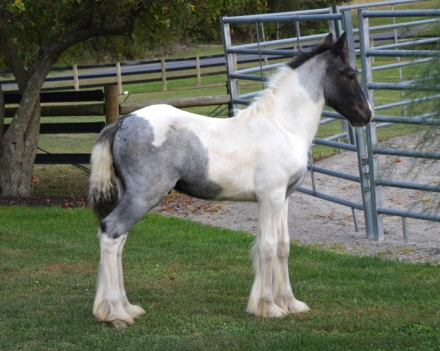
(368, 82), (440, 91)
(235, 63), (285, 75)
(371, 58), (433, 72)
(367, 49), (440, 58)
(377, 207), (440, 221)
(297, 187), (364, 210)
(373, 147), (440, 160)
(368, 17), (440, 32)
(226, 48), (297, 56)
(375, 95), (440, 111)
(339, 0), (422, 10)
(221, 8), (331, 23)
(312, 138), (358, 152)
(375, 179), (440, 192)
(229, 74), (269, 82)
(319, 117), (340, 125)
(363, 9), (440, 17)
(372, 37), (440, 51)
(231, 98), (252, 106)
(232, 33), (327, 50)
(223, 13), (341, 24)
(309, 165), (361, 183)
(321, 111), (346, 120)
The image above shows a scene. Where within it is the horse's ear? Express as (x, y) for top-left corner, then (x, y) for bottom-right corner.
(333, 32), (347, 57)
(323, 33), (334, 45)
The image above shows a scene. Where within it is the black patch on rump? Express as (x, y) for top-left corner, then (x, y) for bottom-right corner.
(112, 116), (223, 202)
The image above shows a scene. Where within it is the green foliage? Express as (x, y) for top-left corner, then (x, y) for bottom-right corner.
(0, 0), (148, 67)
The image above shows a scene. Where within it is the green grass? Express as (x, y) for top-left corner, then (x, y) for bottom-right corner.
(1, 206), (440, 350)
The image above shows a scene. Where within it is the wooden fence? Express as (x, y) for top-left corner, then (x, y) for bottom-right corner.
(0, 54), (229, 94)
(2, 86), (230, 164)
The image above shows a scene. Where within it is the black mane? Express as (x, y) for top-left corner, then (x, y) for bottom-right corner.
(287, 40), (348, 70)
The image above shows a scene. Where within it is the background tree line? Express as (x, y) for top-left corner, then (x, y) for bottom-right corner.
(1, 0), (350, 67)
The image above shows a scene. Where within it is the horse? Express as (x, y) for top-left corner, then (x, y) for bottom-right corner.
(89, 32), (372, 328)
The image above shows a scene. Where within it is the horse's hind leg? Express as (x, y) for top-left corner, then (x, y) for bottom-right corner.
(94, 231), (134, 328)
(117, 234), (146, 319)
(273, 199), (309, 314)
(93, 187), (169, 327)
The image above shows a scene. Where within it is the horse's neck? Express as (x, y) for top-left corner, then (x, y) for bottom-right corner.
(269, 62), (326, 146)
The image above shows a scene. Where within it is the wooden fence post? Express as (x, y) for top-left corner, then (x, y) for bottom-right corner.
(104, 85), (119, 125)
(196, 55), (201, 86)
(161, 58), (167, 91)
(72, 64), (79, 91)
(116, 62), (123, 95)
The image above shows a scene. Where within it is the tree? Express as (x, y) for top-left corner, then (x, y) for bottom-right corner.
(0, 0), (225, 196)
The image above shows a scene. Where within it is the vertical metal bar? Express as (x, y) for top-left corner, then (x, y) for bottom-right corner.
(341, 11), (356, 146)
(391, 5), (407, 117)
(331, 5), (342, 37)
(346, 9), (376, 240)
(255, 22), (265, 91)
(295, 20), (302, 50)
(260, 22), (268, 66)
(309, 148), (316, 194)
(221, 17), (239, 115)
(352, 208), (360, 232)
(358, 8), (384, 241)
(402, 217), (409, 243)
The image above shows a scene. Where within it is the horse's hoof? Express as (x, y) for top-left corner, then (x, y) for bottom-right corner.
(111, 319), (128, 329)
(247, 299), (288, 318)
(125, 304), (146, 318)
(291, 299), (310, 313)
(275, 295), (310, 314)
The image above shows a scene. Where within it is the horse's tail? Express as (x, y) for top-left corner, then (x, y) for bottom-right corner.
(89, 119), (123, 220)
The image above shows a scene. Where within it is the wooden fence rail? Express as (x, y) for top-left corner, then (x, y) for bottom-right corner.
(0, 54), (229, 94)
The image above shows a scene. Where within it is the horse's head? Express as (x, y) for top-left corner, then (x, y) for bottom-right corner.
(322, 32), (373, 127)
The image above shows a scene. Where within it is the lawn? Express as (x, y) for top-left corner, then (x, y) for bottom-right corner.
(1, 206), (440, 351)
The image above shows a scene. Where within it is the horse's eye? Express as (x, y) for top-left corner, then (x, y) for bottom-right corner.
(348, 73), (356, 81)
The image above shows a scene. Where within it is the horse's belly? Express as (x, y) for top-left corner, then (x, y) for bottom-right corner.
(205, 147), (259, 201)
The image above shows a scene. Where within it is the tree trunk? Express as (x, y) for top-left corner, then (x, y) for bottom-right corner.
(0, 96), (41, 196)
(0, 84), (4, 158)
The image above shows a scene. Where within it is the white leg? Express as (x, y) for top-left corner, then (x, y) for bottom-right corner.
(93, 230), (134, 328)
(117, 235), (145, 319)
(247, 196), (286, 317)
(273, 199), (310, 314)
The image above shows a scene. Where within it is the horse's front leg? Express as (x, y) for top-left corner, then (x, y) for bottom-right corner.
(247, 196), (287, 317)
(273, 199), (310, 314)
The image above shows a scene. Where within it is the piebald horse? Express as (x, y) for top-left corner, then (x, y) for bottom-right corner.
(89, 32), (372, 328)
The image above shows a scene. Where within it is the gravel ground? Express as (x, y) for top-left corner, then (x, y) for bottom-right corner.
(153, 132), (440, 265)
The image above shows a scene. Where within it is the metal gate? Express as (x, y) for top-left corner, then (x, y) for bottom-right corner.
(221, 0), (440, 241)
